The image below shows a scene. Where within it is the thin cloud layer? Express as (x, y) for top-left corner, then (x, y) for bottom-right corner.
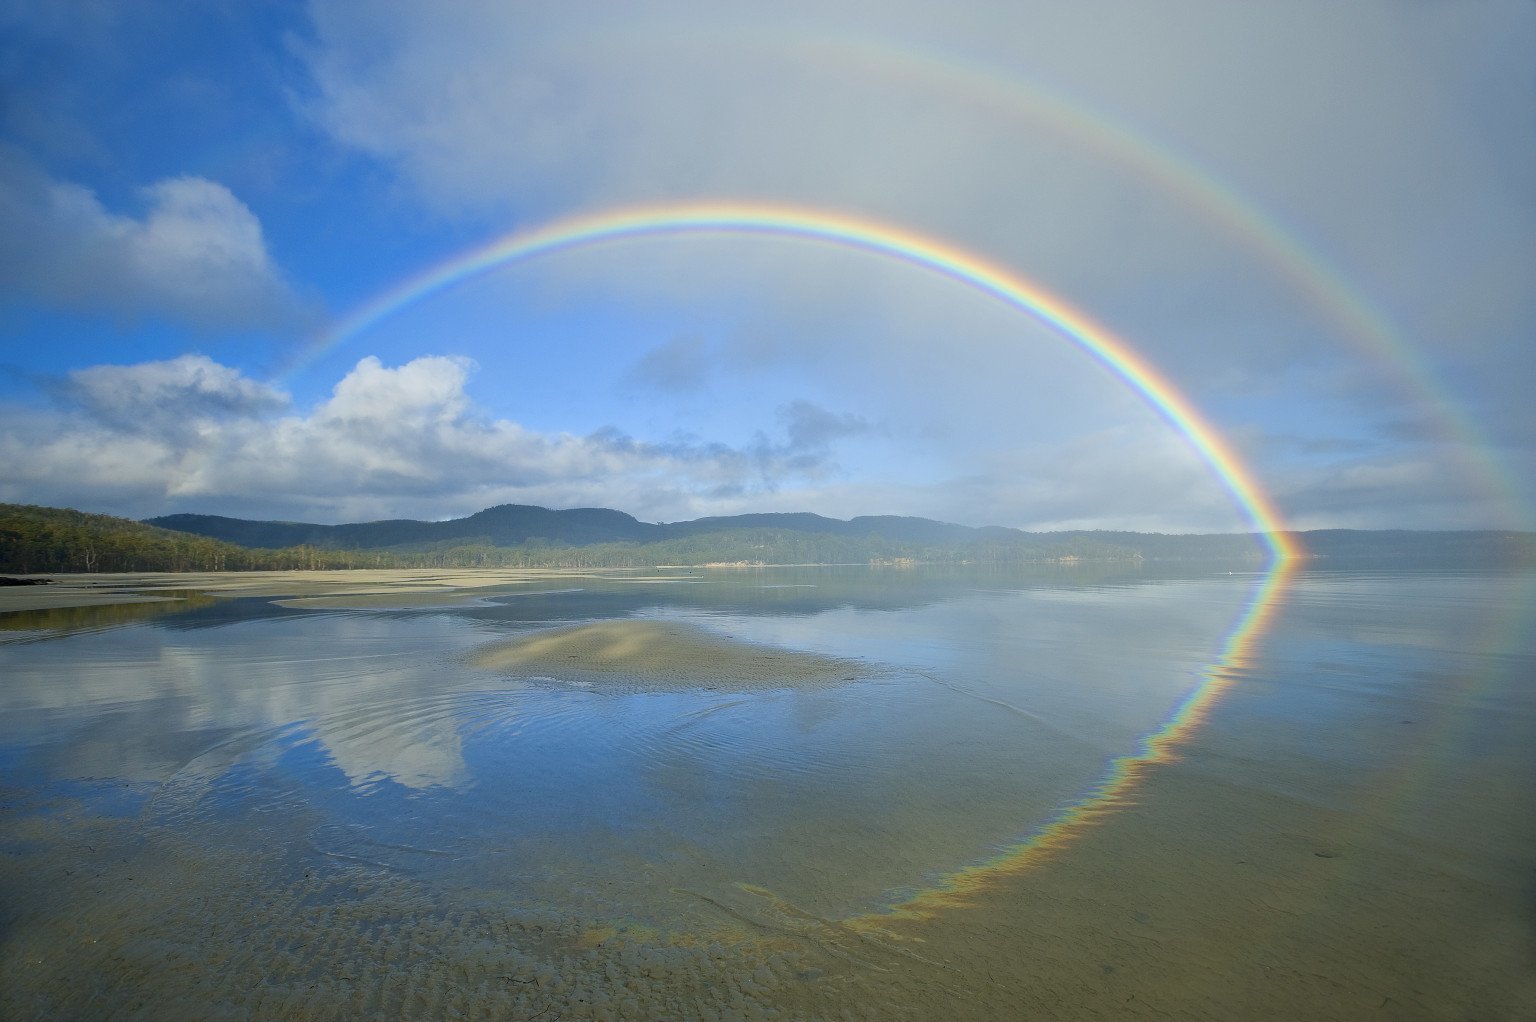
(299, 2), (1533, 364)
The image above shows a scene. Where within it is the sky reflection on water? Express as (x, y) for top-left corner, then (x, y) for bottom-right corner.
(3, 566), (1533, 1019)
(2, 569), (1248, 921)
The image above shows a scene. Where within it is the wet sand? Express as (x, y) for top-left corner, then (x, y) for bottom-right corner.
(470, 619), (866, 689)
(0, 568), (676, 615)
(10, 710), (1526, 1021)
(834, 754), (1536, 1019)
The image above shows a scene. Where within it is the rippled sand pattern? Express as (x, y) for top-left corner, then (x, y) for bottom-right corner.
(0, 797), (915, 1021)
(470, 619), (866, 690)
(11, 752), (1529, 1021)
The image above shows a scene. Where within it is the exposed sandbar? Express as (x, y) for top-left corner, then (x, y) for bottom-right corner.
(469, 619), (864, 690)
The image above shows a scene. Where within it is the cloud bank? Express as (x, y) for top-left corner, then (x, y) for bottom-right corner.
(0, 355), (888, 524)
(1, 351), (1511, 532)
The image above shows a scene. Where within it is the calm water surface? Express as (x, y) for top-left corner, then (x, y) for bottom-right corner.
(2, 566), (1532, 1019)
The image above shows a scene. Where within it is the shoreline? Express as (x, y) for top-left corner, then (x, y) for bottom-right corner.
(0, 567), (649, 615)
(0, 564), (929, 614)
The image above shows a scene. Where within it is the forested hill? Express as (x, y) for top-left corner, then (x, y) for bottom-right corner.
(146, 505), (1028, 551)
(143, 504), (1536, 567)
(3, 502), (1533, 574)
(0, 504), (362, 574)
(148, 504), (664, 550)
(8, 502), (1146, 572)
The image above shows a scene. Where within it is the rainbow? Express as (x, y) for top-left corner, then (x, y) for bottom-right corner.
(302, 200), (1301, 916)
(298, 200), (1298, 558)
(849, 554), (1297, 929)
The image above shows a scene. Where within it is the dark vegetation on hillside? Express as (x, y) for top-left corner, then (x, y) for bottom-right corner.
(2, 502), (1532, 575)
(0, 505), (366, 573)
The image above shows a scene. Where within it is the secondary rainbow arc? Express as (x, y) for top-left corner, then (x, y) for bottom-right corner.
(498, 22), (1528, 526)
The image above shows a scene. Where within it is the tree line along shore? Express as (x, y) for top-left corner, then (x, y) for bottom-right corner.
(3, 502), (1532, 576)
(0, 503), (1149, 573)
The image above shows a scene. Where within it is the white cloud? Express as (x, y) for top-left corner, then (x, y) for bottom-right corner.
(0, 150), (305, 330)
(317, 355), (474, 428)
(0, 355), (887, 524)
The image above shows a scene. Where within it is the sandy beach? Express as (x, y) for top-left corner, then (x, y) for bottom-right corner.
(0, 568), (692, 616)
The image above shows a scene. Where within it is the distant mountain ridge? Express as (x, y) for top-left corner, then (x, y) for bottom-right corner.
(145, 504), (1025, 551)
(141, 504), (1536, 566)
(148, 505), (663, 550)
(3, 501), (1533, 575)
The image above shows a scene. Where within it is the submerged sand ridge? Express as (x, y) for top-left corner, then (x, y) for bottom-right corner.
(470, 619), (866, 690)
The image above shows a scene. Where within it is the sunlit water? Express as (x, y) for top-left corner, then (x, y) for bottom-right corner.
(2, 566), (1532, 1019)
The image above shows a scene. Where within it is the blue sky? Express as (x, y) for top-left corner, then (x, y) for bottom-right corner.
(1, 1), (1531, 532)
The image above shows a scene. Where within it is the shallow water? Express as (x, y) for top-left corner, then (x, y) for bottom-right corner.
(2, 566), (1532, 1019)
